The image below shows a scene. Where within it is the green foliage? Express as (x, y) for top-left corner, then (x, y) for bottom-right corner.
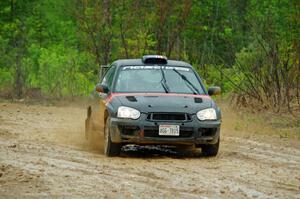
(229, 0), (300, 110)
(0, 68), (13, 88)
(37, 45), (95, 97)
(194, 64), (234, 93)
(0, 0), (299, 108)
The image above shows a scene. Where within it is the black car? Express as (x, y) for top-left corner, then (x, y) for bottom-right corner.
(85, 55), (221, 157)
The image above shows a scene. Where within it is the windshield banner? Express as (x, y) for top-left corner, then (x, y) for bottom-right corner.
(122, 66), (190, 71)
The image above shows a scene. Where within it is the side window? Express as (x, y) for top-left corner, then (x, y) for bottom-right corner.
(101, 65), (116, 88)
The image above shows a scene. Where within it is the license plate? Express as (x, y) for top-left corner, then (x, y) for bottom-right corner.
(159, 125), (180, 136)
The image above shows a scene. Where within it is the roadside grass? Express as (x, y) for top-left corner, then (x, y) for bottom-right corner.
(218, 98), (300, 141)
(0, 95), (88, 108)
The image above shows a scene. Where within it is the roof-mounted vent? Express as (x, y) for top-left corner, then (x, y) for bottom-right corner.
(142, 55), (167, 64)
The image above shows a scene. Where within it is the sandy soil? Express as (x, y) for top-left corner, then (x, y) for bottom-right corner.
(0, 102), (299, 199)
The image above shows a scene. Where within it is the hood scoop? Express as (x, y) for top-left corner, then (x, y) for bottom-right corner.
(194, 97), (203, 103)
(126, 96), (137, 102)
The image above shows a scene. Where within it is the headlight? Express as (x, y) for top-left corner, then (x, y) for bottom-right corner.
(117, 106), (140, 119)
(197, 108), (217, 121)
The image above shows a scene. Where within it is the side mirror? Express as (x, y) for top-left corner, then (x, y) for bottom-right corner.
(208, 86), (221, 96)
(95, 84), (109, 93)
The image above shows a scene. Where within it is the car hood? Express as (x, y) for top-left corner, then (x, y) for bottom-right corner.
(110, 93), (212, 114)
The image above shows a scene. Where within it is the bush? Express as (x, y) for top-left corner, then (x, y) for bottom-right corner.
(231, 38), (299, 112)
(37, 45), (96, 97)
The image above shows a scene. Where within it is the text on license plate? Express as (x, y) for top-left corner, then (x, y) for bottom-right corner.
(159, 125), (180, 136)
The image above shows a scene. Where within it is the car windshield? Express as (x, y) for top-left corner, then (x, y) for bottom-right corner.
(115, 66), (205, 94)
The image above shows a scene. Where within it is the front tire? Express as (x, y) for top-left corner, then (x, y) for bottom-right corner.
(202, 138), (219, 157)
(104, 117), (121, 157)
(85, 117), (92, 140)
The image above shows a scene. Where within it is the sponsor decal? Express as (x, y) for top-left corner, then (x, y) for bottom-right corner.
(122, 66), (190, 71)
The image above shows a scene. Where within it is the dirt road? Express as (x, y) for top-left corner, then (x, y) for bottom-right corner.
(0, 102), (299, 198)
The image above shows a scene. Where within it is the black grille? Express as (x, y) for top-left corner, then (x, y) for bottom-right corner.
(147, 113), (191, 121)
(119, 125), (140, 136)
(144, 127), (193, 138)
(198, 128), (217, 137)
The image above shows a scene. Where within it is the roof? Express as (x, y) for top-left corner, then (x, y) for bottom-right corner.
(111, 59), (192, 68)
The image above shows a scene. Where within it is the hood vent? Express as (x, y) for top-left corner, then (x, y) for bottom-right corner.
(126, 96), (137, 102)
(194, 97), (203, 103)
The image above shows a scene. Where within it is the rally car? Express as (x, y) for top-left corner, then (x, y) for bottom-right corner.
(85, 55), (221, 157)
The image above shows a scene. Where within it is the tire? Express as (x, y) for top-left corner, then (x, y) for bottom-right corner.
(202, 138), (219, 157)
(85, 117), (92, 140)
(104, 117), (121, 157)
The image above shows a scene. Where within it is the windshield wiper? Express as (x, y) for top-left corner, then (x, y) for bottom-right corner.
(172, 69), (199, 94)
(160, 66), (170, 93)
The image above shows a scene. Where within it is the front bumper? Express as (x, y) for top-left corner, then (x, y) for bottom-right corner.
(109, 113), (221, 146)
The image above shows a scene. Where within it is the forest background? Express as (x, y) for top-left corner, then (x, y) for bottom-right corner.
(0, 0), (299, 113)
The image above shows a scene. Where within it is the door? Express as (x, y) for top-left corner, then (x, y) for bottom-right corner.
(92, 65), (116, 133)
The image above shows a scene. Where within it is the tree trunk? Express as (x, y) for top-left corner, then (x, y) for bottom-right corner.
(102, 0), (112, 64)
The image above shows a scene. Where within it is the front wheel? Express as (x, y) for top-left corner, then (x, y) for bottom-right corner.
(85, 117), (92, 140)
(201, 138), (219, 157)
(104, 117), (121, 157)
